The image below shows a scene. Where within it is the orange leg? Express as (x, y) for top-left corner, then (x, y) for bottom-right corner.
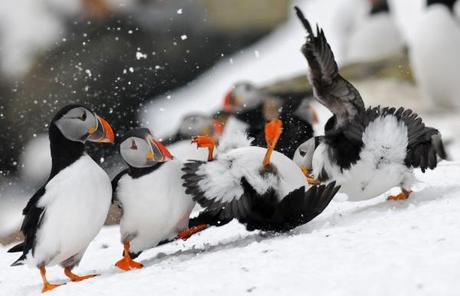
(263, 119), (283, 167)
(192, 136), (215, 161)
(115, 241), (144, 272)
(64, 267), (98, 282)
(40, 266), (62, 293)
(177, 224), (209, 240)
(388, 189), (412, 201)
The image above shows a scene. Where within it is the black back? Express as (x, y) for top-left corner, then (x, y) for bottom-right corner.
(9, 104), (88, 264)
(370, 0), (390, 15)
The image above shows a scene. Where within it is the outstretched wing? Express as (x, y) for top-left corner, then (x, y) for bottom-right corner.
(8, 186), (46, 266)
(295, 7), (364, 129)
(182, 159), (254, 221)
(240, 181), (340, 232)
(183, 158), (341, 232)
(345, 106), (447, 172)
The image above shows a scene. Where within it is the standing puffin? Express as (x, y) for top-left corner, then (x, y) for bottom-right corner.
(111, 128), (202, 271)
(8, 104), (115, 292)
(221, 81), (317, 159)
(293, 7), (447, 202)
(182, 119), (340, 232)
(407, 0), (460, 110)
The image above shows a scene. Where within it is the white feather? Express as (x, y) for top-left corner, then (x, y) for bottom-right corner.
(116, 159), (195, 253)
(313, 115), (413, 201)
(28, 154), (111, 267)
(198, 146), (306, 204)
(218, 117), (253, 154)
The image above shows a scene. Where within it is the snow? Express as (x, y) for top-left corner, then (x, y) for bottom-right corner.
(2, 162), (460, 295)
(142, 0), (349, 138)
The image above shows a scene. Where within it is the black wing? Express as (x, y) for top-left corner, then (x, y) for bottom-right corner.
(295, 7), (364, 129)
(345, 106), (447, 172)
(183, 159), (340, 232)
(111, 169), (129, 203)
(240, 181), (340, 232)
(8, 186), (46, 266)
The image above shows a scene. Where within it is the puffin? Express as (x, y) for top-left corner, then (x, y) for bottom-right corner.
(160, 113), (223, 162)
(407, 0), (460, 110)
(111, 128), (204, 271)
(343, 0), (404, 63)
(161, 113), (223, 146)
(292, 7), (447, 202)
(8, 104), (115, 292)
(221, 81), (317, 159)
(182, 119), (340, 232)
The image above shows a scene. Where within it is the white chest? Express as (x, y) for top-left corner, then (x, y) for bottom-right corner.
(31, 154), (112, 266)
(116, 159), (195, 252)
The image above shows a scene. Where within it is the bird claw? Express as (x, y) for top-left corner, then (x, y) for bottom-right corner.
(42, 282), (63, 293)
(115, 257), (144, 272)
(388, 190), (412, 201)
(177, 224), (209, 240)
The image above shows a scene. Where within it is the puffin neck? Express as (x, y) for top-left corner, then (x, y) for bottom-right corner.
(128, 161), (166, 179)
(48, 123), (85, 180)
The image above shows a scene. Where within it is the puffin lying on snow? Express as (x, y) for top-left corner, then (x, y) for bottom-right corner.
(221, 81), (317, 159)
(8, 104), (115, 292)
(112, 128), (204, 271)
(293, 7), (447, 202)
(183, 119), (340, 232)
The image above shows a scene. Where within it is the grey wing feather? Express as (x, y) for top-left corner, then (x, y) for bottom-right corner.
(295, 7), (364, 129)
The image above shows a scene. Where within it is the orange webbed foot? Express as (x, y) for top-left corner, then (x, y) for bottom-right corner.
(64, 268), (98, 282)
(115, 257), (144, 272)
(192, 136), (215, 161)
(388, 190), (412, 201)
(42, 282), (63, 293)
(177, 224), (209, 240)
(264, 119), (282, 149)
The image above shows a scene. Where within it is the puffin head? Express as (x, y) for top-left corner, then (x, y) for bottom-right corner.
(223, 81), (264, 113)
(178, 113), (223, 138)
(293, 137), (321, 175)
(52, 104), (115, 144)
(119, 128), (173, 168)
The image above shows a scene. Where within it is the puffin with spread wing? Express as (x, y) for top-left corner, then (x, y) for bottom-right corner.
(293, 7), (447, 202)
(182, 119), (340, 232)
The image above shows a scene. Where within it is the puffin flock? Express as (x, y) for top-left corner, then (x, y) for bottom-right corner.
(6, 7), (448, 293)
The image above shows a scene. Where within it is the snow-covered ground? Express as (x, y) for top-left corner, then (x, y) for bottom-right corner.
(2, 162), (460, 296)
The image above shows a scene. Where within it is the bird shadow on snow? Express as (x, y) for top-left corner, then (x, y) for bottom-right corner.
(296, 184), (460, 235)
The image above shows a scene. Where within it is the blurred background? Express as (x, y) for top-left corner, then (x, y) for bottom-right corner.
(1, 0), (460, 244)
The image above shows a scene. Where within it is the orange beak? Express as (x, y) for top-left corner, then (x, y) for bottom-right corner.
(213, 119), (224, 137)
(223, 90), (233, 113)
(151, 139), (173, 161)
(87, 115), (115, 144)
(264, 118), (283, 149)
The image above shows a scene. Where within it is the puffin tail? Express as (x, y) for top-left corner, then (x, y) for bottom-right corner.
(10, 254), (26, 267)
(7, 242), (25, 253)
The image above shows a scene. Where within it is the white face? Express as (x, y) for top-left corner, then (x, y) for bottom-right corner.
(178, 114), (213, 137)
(55, 106), (98, 142)
(120, 136), (153, 168)
(230, 82), (264, 112)
(293, 138), (317, 171)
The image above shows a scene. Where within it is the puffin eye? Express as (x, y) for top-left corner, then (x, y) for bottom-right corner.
(130, 139), (138, 150)
(299, 149), (306, 157)
(81, 111), (87, 121)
